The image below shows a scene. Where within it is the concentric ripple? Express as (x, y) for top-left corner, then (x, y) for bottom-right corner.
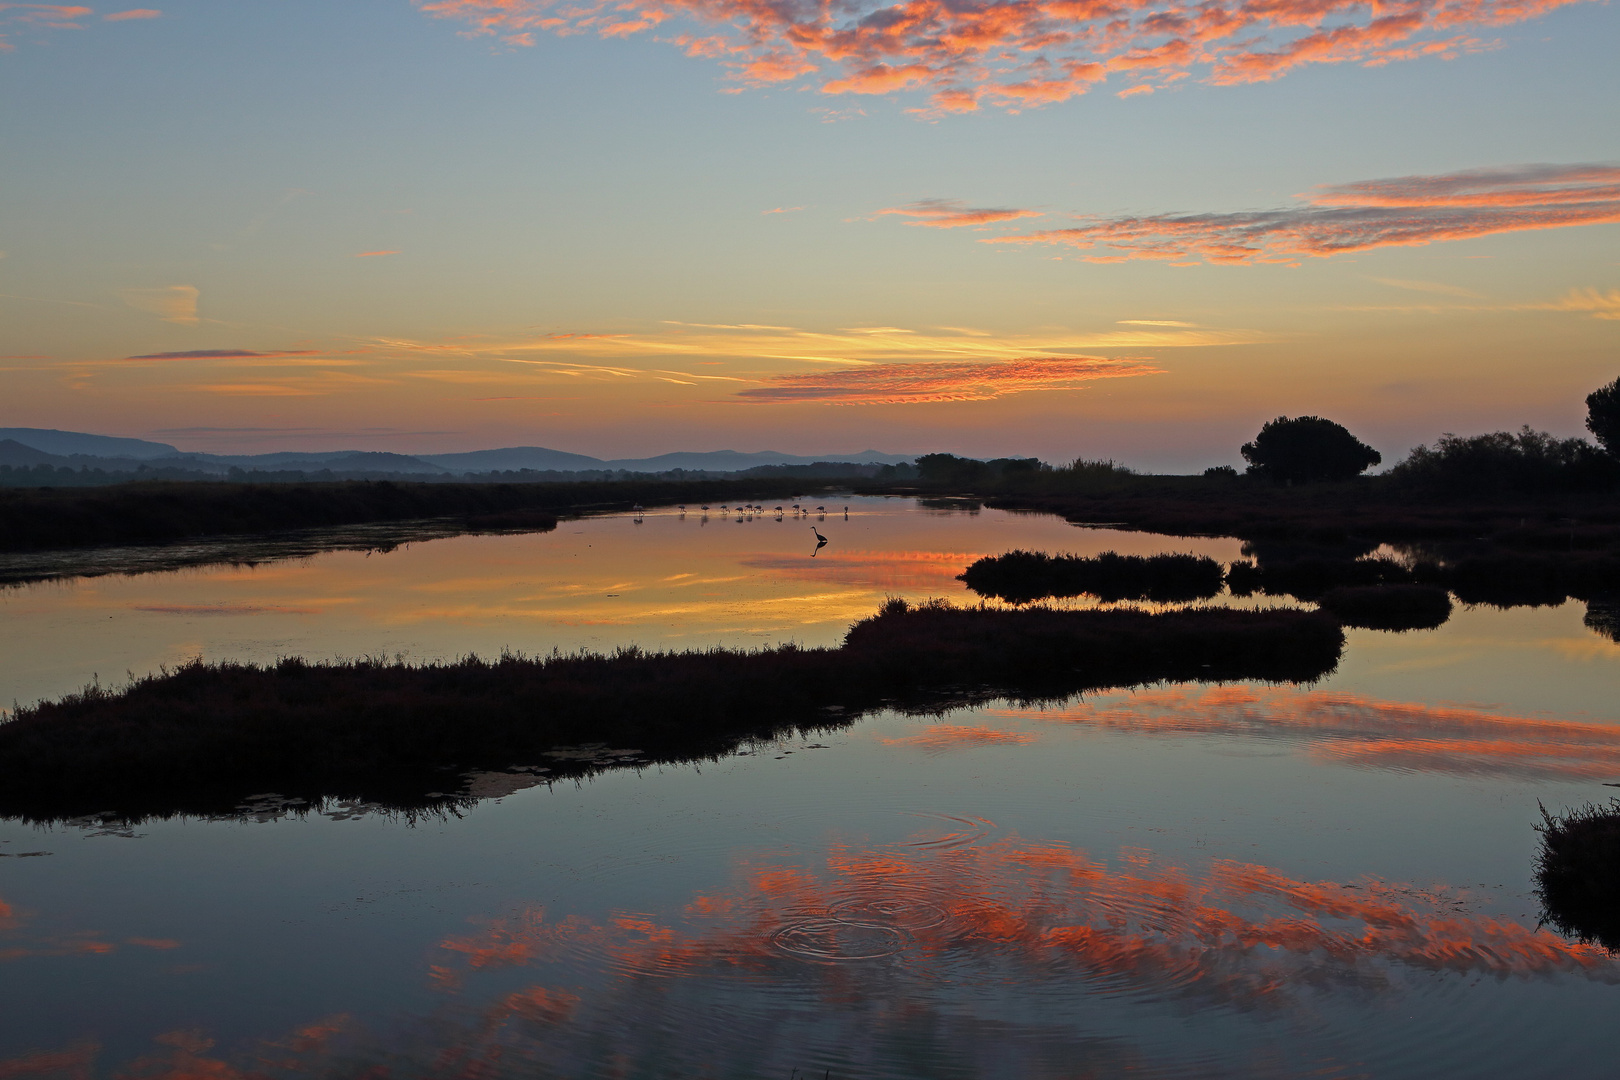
(770, 919), (910, 961)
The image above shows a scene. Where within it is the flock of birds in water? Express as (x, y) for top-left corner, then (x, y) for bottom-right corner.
(627, 502), (847, 553)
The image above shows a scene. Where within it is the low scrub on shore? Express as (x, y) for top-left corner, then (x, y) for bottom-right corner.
(0, 478), (842, 553)
(1536, 800), (1620, 952)
(959, 550), (1225, 604)
(0, 601), (1343, 821)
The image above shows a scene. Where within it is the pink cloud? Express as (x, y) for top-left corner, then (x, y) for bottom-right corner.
(876, 198), (1043, 228)
(735, 354), (1159, 405)
(103, 8), (161, 19)
(413, 0), (1599, 113)
(985, 163), (1620, 263)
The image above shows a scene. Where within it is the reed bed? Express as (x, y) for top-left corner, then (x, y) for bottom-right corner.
(0, 600), (1343, 820)
(1536, 800), (1620, 952)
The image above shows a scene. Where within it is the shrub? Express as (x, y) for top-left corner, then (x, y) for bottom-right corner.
(1389, 427), (1618, 493)
(1240, 416), (1382, 484)
(1588, 376), (1620, 457)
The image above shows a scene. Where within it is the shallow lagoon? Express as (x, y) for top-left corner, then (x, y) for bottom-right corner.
(2, 497), (1619, 1079)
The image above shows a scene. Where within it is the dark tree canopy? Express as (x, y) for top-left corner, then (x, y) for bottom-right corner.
(1587, 376), (1620, 456)
(1241, 416), (1382, 484)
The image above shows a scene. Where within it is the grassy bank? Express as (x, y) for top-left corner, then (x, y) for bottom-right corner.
(0, 600), (1343, 820)
(0, 477), (844, 553)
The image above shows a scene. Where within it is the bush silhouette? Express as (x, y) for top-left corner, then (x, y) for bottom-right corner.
(1240, 416), (1381, 484)
(1388, 426), (1617, 493)
(1588, 376), (1620, 457)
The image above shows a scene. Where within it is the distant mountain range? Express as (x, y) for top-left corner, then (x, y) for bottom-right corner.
(0, 428), (913, 478)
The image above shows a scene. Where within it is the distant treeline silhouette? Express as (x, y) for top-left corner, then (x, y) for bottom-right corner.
(0, 477), (844, 553)
(0, 600), (1343, 820)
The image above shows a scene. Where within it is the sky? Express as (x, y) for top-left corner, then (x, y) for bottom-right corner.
(0, 0), (1616, 470)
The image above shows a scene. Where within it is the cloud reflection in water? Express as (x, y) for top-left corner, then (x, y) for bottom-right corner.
(990, 684), (1620, 781)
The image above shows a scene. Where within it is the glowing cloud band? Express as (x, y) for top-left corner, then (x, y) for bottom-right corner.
(416, 0), (1600, 113)
(981, 163), (1620, 263)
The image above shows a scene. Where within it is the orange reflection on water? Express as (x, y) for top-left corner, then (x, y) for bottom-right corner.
(881, 725), (1039, 750)
(0, 1043), (96, 1080)
(433, 830), (1616, 1013)
(991, 685), (1620, 780)
(0, 895), (178, 963)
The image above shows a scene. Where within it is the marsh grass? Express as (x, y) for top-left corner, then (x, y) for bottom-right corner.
(1536, 800), (1620, 952)
(0, 601), (1343, 822)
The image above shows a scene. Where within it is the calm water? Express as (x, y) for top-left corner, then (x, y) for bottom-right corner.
(2, 497), (1619, 1079)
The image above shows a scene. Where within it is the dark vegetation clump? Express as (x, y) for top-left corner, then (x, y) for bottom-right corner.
(1585, 597), (1620, 642)
(1388, 427), (1620, 494)
(1314, 584), (1453, 631)
(1587, 376), (1620, 458)
(1225, 556), (1412, 601)
(0, 601), (1343, 821)
(1536, 800), (1620, 952)
(959, 550), (1225, 604)
(1240, 416), (1382, 484)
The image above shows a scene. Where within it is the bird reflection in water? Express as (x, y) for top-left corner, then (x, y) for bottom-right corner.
(810, 526), (828, 556)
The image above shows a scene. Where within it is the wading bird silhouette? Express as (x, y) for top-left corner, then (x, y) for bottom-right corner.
(810, 525), (829, 556)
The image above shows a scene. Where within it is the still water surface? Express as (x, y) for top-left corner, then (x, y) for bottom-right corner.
(2, 497), (1619, 1079)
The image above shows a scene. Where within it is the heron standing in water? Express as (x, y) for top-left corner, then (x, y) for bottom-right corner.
(810, 525), (829, 556)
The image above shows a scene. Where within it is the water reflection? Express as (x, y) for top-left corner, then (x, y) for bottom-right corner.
(21, 825), (1611, 1080)
(990, 685), (1620, 781)
(0, 498), (1245, 712)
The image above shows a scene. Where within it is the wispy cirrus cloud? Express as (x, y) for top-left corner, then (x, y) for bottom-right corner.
(982, 164), (1620, 264)
(117, 285), (199, 324)
(875, 199), (1042, 229)
(1537, 287), (1620, 320)
(124, 349), (321, 361)
(736, 354), (1159, 404)
(103, 8), (160, 19)
(415, 0), (1597, 114)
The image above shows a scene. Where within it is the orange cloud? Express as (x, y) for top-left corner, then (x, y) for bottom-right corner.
(353, 250), (400, 257)
(736, 354), (1159, 404)
(1536, 287), (1620, 320)
(986, 163), (1620, 263)
(993, 684), (1620, 781)
(414, 0), (1599, 113)
(876, 198), (1043, 228)
(103, 8), (160, 19)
